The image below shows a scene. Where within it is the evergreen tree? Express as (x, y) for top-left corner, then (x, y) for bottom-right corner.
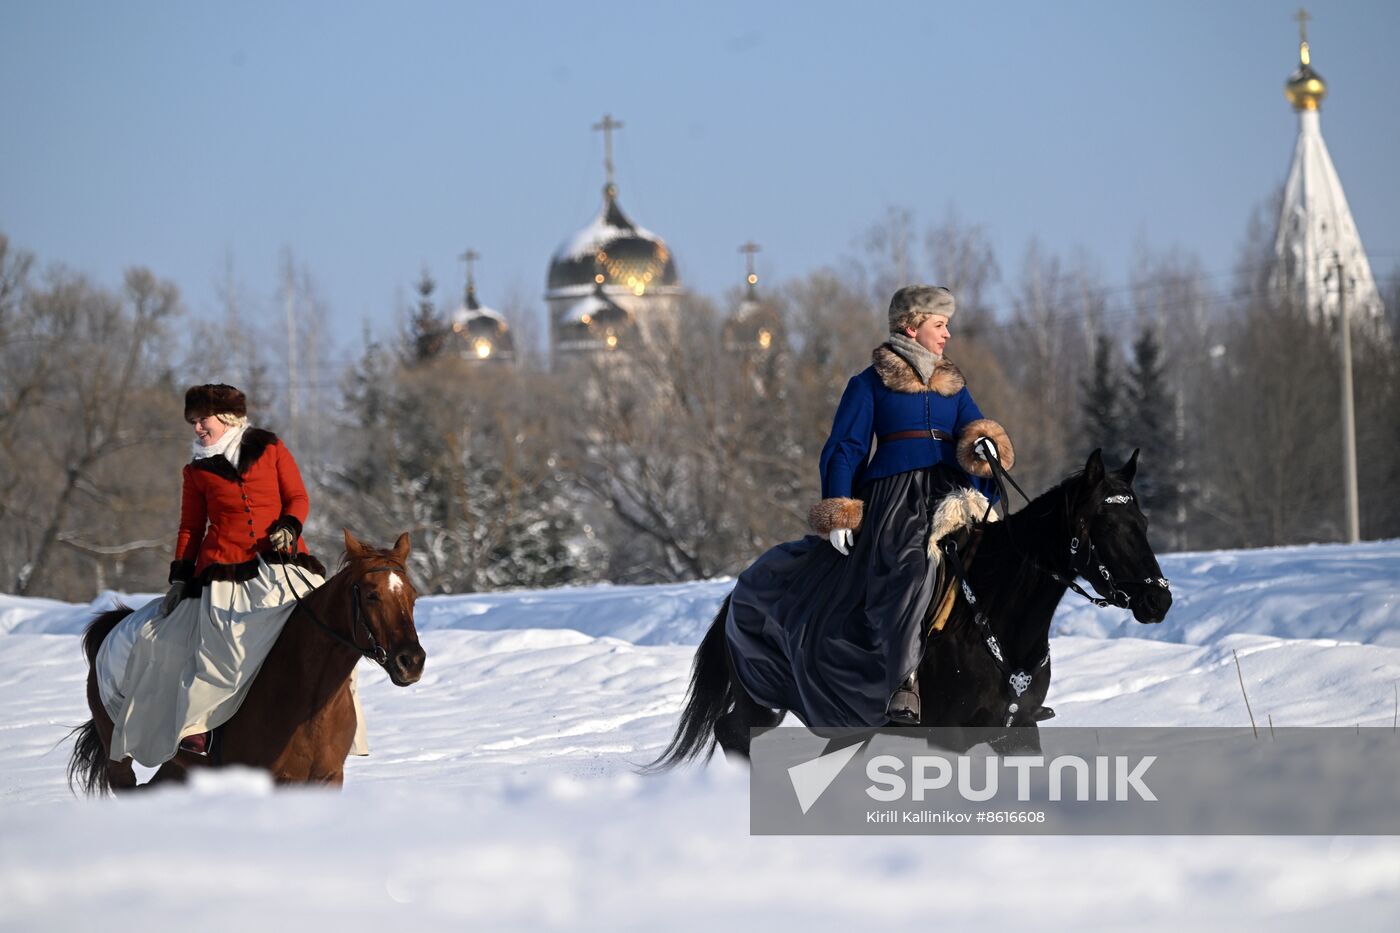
(1124, 324), (1183, 547)
(1079, 331), (1123, 464)
(325, 344), (603, 593)
(404, 269), (444, 363)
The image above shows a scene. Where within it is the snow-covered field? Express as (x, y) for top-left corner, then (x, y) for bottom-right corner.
(2, 540), (1399, 930)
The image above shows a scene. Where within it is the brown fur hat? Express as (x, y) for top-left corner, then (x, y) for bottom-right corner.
(888, 285), (955, 333)
(184, 384), (247, 422)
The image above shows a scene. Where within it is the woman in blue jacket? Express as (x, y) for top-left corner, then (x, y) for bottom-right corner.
(725, 286), (1014, 727)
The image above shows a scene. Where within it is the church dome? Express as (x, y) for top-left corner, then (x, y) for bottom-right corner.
(724, 277), (783, 353)
(1285, 33), (1327, 112)
(555, 282), (633, 352)
(548, 185), (679, 297)
(449, 285), (515, 362)
(1285, 60), (1326, 111)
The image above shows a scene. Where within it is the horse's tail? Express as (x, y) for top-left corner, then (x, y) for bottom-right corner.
(82, 605), (130, 665)
(67, 605), (131, 798)
(66, 720), (110, 797)
(643, 594), (736, 773)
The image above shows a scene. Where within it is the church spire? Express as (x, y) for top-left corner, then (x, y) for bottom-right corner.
(1272, 11), (1385, 328)
(739, 240), (761, 299)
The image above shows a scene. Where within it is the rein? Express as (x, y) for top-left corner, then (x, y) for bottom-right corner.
(939, 534), (1048, 727)
(978, 450), (1169, 610)
(279, 559), (395, 666)
(934, 446), (1170, 725)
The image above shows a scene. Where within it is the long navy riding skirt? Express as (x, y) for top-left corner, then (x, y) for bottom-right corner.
(725, 464), (968, 727)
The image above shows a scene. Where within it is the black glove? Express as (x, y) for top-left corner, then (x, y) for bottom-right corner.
(160, 582), (186, 616)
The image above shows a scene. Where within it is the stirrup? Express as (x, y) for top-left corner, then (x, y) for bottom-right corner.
(887, 687), (921, 725)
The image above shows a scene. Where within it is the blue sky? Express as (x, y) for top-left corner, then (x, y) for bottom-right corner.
(3, 1), (1397, 345)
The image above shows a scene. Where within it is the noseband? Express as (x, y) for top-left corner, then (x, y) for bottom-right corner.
(282, 560), (402, 666)
(1059, 508), (1171, 610)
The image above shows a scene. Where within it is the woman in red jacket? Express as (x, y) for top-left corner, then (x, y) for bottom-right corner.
(161, 383), (322, 608)
(99, 384), (361, 767)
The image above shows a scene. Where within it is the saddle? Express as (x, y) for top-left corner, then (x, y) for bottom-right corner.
(925, 524), (983, 636)
(923, 487), (998, 636)
(920, 518), (1057, 724)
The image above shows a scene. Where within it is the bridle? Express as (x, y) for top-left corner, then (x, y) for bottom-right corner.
(1060, 503), (1172, 610)
(977, 451), (1170, 610)
(280, 559), (402, 666)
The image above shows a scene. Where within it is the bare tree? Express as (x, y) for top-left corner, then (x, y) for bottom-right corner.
(924, 206), (1001, 338)
(5, 265), (184, 596)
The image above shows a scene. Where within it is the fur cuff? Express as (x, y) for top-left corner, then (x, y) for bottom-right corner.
(809, 497), (864, 535)
(169, 560), (196, 584)
(956, 419), (1015, 478)
(269, 515), (303, 538)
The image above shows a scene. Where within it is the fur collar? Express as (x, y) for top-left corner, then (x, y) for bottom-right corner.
(872, 343), (965, 396)
(189, 427), (278, 481)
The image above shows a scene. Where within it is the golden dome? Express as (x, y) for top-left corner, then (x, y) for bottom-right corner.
(1285, 15), (1326, 112)
(1285, 57), (1326, 111)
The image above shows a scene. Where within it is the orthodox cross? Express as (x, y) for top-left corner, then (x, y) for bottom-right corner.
(459, 248), (479, 302)
(739, 240), (761, 286)
(1295, 7), (1310, 43)
(593, 113), (624, 190)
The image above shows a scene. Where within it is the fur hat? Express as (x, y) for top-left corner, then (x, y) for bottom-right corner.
(888, 285), (955, 333)
(184, 384), (247, 422)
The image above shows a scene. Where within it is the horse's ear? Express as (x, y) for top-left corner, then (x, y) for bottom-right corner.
(392, 532), (411, 562)
(1084, 448), (1106, 487)
(343, 528), (364, 558)
(1119, 448), (1140, 485)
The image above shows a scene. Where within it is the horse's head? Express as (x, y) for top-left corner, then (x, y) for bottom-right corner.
(343, 529), (427, 685)
(1068, 449), (1173, 624)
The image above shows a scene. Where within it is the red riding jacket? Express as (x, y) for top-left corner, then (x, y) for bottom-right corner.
(169, 428), (324, 587)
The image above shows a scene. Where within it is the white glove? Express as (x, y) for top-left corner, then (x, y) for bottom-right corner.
(829, 528), (853, 556)
(269, 526), (297, 553)
(974, 437), (999, 462)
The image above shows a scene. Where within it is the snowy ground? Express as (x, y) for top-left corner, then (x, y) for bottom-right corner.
(1, 540), (1399, 930)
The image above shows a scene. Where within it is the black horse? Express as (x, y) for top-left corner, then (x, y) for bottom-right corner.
(648, 449), (1172, 768)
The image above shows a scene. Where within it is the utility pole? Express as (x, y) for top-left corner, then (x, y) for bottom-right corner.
(1337, 257), (1360, 542)
(282, 250), (300, 447)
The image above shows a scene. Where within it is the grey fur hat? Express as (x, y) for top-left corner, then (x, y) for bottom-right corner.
(888, 285), (955, 333)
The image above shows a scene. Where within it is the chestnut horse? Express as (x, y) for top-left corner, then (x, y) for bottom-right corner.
(68, 530), (426, 794)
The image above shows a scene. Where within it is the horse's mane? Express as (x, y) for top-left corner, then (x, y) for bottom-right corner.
(995, 470), (1080, 544)
(971, 462), (1134, 609)
(997, 463), (1132, 531)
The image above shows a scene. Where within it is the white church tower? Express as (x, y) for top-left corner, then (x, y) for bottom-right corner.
(1272, 10), (1386, 327)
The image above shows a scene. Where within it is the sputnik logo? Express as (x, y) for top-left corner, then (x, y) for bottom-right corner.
(787, 740), (868, 814)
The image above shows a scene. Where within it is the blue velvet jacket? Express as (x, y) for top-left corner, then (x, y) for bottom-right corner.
(809, 344), (1013, 534)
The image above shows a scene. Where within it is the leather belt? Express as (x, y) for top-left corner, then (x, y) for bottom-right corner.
(879, 429), (954, 443)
